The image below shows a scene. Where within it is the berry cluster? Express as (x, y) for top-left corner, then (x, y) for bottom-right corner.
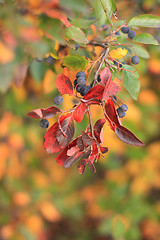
(74, 71), (91, 96)
(121, 26), (140, 65)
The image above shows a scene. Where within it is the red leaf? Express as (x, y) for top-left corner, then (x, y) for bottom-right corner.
(77, 160), (87, 175)
(64, 152), (83, 168)
(44, 122), (61, 153)
(100, 67), (112, 86)
(94, 119), (106, 143)
(82, 131), (94, 145)
(102, 81), (121, 101)
(67, 146), (79, 156)
(28, 106), (61, 119)
(99, 146), (108, 154)
(73, 103), (86, 123)
(57, 114), (74, 148)
(56, 74), (73, 95)
(77, 137), (84, 151)
(56, 138), (77, 166)
(84, 85), (104, 101)
(115, 126), (145, 146)
(105, 99), (121, 128)
(88, 160), (96, 173)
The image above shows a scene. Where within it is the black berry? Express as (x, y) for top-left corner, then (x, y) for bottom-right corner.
(115, 31), (120, 35)
(120, 104), (128, 111)
(40, 119), (49, 129)
(75, 43), (79, 50)
(76, 84), (85, 93)
(97, 75), (101, 82)
(113, 61), (122, 68)
(111, 95), (117, 102)
(77, 77), (86, 85)
(54, 95), (63, 105)
(76, 71), (86, 78)
(74, 79), (77, 87)
(128, 30), (136, 39)
(121, 26), (129, 34)
(81, 85), (91, 96)
(131, 56), (140, 65)
(117, 108), (126, 118)
(45, 55), (55, 64)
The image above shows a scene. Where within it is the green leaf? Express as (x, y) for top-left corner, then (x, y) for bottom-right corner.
(99, 0), (116, 26)
(30, 59), (47, 84)
(133, 33), (159, 45)
(0, 63), (15, 93)
(65, 26), (88, 44)
(128, 15), (160, 28)
(71, 18), (97, 29)
(101, 0), (116, 18)
(123, 65), (140, 100)
(94, 0), (108, 26)
(63, 55), (89, 70)
(112, 218), (126, 238)
(133, 44), (150, 59)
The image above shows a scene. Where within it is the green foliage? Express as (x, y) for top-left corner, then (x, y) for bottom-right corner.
(63, 55), (89, 70)
(129, 14), (160, 28)
(133, 33), (159, 45)
(123, 65), (140, 100)
(65, 26), (89, 44)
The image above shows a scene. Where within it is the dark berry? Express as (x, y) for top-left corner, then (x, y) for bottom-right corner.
(54, 95), (63, 105)
(97, 75), (101, 82)
(81, 85), (91, 96)
(128, 30), (136, 39)
(45, 55), (55, 64)
(101, 24), (108, 31)
(131, 56), (140, 65)
(77, 77), (86, 85)
(117, 108), (126, 118)
(75, 43), (79, 50)
(74, 79), (77, 87)
(76, 71), (86, 78)
(120, 104), (128, 111)
(40, 119), (49, 129)
(121, 26), (129, 34)
(113, 61), (122, 68)
(111, 95), (117, 102)
(115, 31), (120, 35)
(76, 84), (85, 93)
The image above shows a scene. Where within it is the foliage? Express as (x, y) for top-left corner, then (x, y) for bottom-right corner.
(0, 0), (160, 239)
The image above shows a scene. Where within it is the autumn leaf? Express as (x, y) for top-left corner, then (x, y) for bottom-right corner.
(73, 103), (87, 123)
(28, 106), (61, 119)
(100, 67), (112, 86)
(94, 118), (106, 143)
(56, 74), (73, 95)
(109, 48), (128, 59)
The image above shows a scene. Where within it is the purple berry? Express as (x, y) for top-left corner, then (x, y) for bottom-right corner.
(77, 77), (86, 85)
(120, 104), (128, 111)
(97, 75), (101, 82)
(131, 56), (140, 65)
(54, 95), (63, 105)
(75, 43), (79, 50)
(111, 95), (117, 102)
(81, 85), (91, 96)
(117, 108), (126, 118)
(45, 55), (55, 64)
(40, 119), (49, 129)
(128, 30), (136, 39)
(76, 71), (86, 78)
(115, 31), (120, 35)
(121, 26), (129, 34)
(76, 84), (85, 93)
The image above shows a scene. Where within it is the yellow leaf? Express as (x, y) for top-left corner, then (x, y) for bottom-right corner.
(109, 48), (127, 59)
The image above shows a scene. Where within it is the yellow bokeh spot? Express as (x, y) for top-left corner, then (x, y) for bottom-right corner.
(109, 48), (128, 59)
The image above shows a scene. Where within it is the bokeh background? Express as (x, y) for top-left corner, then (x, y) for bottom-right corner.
(0, 0), (160, 239)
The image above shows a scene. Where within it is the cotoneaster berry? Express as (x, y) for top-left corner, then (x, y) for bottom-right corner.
(76, 71), (86, 78)
(120, 104), (128, 111)
(75, 43), (79, 50)
(76, 84), (85, 93)
(121, 26), (130, 34)
(74, 79), (77, 87)
(81, 85), (91, 96)
(54, 95), (63, 105)
(97, 75), (101, 82)
(77, 77), (86, 85)
(117, 108), (126, 118)
(45, 55), (55, 64)
(131, 56), (140, 64)
(128, 30), (136, 39)
(40, 119), (49, 129)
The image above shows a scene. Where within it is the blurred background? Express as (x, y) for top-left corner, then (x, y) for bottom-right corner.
(0, 0), (160, 239)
